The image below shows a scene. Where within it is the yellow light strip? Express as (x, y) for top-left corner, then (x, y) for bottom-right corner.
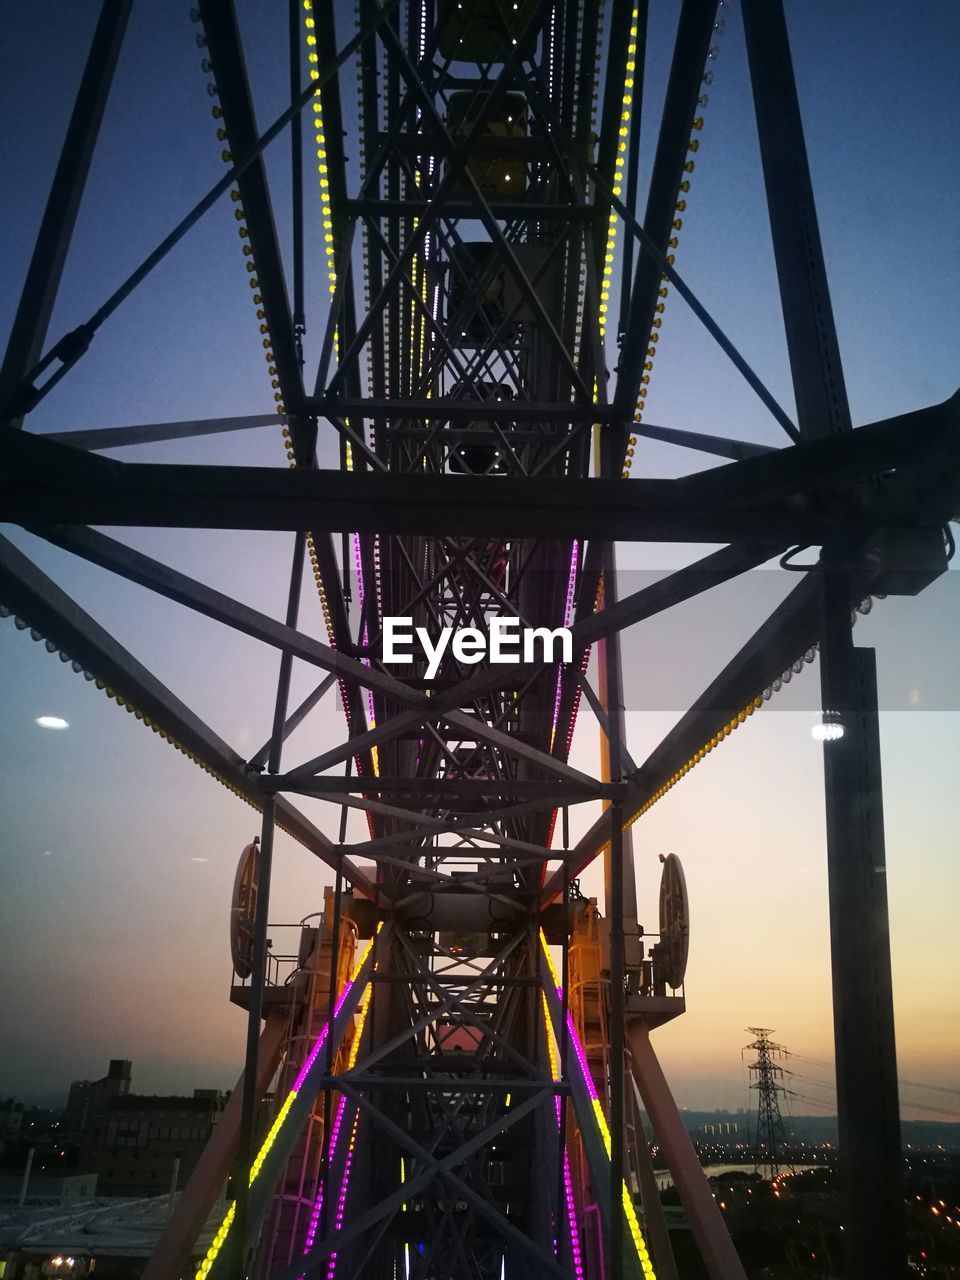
(619, 695), (762, 838)
(194, 928), (380, 1278)
(625, 15), (724, 478)
(542, 992), (561, 1078)
(303, 0), (338, 309)
(302, 1), (382, 791)
(303, 0), (348, 473)
(538, 942), (656, 1279)
(597, 7), (639, 346)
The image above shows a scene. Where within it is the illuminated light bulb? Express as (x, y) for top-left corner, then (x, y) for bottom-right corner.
(813, 711), (844, 742)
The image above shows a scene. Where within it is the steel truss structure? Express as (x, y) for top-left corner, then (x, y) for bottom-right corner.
(1, 1), (957, 1279)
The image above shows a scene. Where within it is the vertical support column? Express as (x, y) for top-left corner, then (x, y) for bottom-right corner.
(628, 1025), (746, 1280)
(18, 1148), (35, 1206)
(234, 796), (277, 1274)
(0, 0), (133, 423)
(288, 0), (305, 362)
(321, 861), (344, 1245)
(600, 525), (629, 1280)
(740, 0), (851, 440)
(629, 1078), (680, 1280)
(742, 4), (904, 1272)
(609, 801), (626, 1280)
(596, 421), (641, 970)
(819, 580), (905, 1278)
(595, 548), (641, 958)
(234, 534), (307, 1273)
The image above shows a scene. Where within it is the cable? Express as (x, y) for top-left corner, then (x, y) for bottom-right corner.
(786, 1092), (836, 1112)
(779, 545), (819, 572)
(899, 1078), (960, 1099)
(789, 1054), (960, 1104)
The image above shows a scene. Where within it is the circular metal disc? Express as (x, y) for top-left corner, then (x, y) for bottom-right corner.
(230, 839), (260, 979)
(658, 853), (690, 990)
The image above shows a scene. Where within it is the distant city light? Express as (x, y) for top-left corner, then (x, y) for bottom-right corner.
(35, 715), (69, 730)
(812, 711), (844, 743)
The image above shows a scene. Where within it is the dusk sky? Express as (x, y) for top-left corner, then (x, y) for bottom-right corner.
(1, 0), (958, 1126)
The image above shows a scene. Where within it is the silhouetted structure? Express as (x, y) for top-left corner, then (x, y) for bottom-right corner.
(745, 1029), (795, 1179)
(73, 1061), (224, 1198)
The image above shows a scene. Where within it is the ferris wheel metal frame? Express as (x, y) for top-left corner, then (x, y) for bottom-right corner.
(2, 1), (957, 1278)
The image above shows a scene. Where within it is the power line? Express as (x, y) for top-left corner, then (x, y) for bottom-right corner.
(786, 1092), (837, 1112)
(899, 1078), (960, 1099)
(787, 1052), (960, 1102)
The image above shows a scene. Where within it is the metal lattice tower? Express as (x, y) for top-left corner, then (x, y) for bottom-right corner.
(744, 1028), (794, 1181)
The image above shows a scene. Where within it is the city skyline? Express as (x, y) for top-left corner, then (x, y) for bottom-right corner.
(2, 0), (959, 1131)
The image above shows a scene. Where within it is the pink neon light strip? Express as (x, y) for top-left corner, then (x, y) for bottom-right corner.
(554, 985), (599, 1102)
(325, 1110), (360, 1279)
(543, 992), (587, 1278)
(292, 977), (357, 1094)
(301, 1094), (350, 1256)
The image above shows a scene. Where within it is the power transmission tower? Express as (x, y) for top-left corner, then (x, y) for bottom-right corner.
(744, 1028), (794, 1180)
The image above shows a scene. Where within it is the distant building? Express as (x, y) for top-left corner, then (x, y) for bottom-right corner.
(64, 1060), (131, 1136)
(0, 1100), (25, 1140)
(75, 1063), (224, 1198)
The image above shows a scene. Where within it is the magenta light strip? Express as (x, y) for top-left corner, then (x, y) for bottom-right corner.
(300, 1093), (350, 1258)
(555, 987), (599, 1102)
(301, 933), (380, 1270)
(563, 1148), (585, 1280)
(325, 1110), (361, 1279)
(543, 988), (587, 1279)
(291, 977), (356, 1094)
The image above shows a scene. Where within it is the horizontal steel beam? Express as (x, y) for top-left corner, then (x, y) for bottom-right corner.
(46, 413), (281, 451)
(261, 775), (619, 798)
(0, 535), (374, 895)
(544, 562), (893, 900)
(631, 420), (774, 461)
(347, 197), (599, 220)
(6, 393), (956, 537)
(312, 1075), (563, 1092)
(314, 397), (621, 422)
(29, 522), (425, 708)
